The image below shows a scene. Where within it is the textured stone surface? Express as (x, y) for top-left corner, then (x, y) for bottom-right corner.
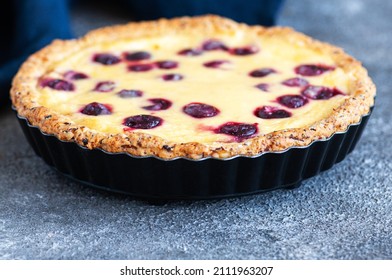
(1, 0), (391, 259)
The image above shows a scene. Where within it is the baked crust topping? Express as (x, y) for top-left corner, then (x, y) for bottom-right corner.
(11, 15), (376, 159)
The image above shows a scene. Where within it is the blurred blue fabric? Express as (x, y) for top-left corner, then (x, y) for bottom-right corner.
(1, 0), (284, 105)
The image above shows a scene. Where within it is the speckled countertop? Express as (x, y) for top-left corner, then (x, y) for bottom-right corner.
(1, 0), (391, 259)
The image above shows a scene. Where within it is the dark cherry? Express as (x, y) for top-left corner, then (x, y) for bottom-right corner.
(215, 122), (258, 140)
(156, 60), (178, 69)
(93, 53), (121, 65)
(183, 103), (220, 118)
(128, 63), (155, 72)
(277, 94), (308, 109)
(249, 68), (276, 78)
(64, 71), (89, 80)
(229, 46), (259, 56)
(41, 79), (75, 91)
(94, 81), (115, 92)
(255, 83), (269, 92)
(254, 106), (291, 119)
(117, 89), (143, 98)
(295, 64), (335, 76)
(80, 102), (112, 116)
(123, 115), (162, 129)
(142, 98), (172, 111)
(177, 48), (203, 56)
(161, 73), (183, 81)
(201, 39), (228, 51)
(301, 85), (344, 100)
(124, 51), (151, 61)
(203, 60), (230, 69)
(282, 77), (309, 87)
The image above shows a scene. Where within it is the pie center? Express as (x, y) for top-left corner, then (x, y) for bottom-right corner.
(37, 34), (350, 144)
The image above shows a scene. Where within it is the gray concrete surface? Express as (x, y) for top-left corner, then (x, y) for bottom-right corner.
(1, 0), (391, 259)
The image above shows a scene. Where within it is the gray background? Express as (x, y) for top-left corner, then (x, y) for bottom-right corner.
(1, 0), (391, 259)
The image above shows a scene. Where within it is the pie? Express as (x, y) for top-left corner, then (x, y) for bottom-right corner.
(11, 15), (376, 160)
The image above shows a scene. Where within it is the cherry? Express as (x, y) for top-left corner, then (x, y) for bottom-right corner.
(201, 39), (228, 51)
(301, 85), (344, 100)
(142, 98), (172, 111)
(277, 94), (308, 108)
(177, 48), (203, 56)
(124, 51), (151, 61)
(183, 103), (220, 118)
(215, 122), (258, 140)
(161, 73), (183, 81)
(63, 71), (89, 80)
(117, 89), (143, 98)
(123, 115), (162, 129)
(203, 60), (230, 69)
(93, 53), (121, 65)
(155, 60), (178, 69)
(282, 77), (309, 87)
(255, 83), (269, 92)
(41, 79), (75, 91)
(80, 102), (112, 116)
(254, 106), (291, 119)
(295, 64), (335, 76)
(94, 81), (115, 92)
(128, 63), (155, 72)
(229, 46), (259, 56)
(249, 68), (276, 78)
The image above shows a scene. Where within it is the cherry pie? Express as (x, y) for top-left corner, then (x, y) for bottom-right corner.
(11, 15), (375, 160)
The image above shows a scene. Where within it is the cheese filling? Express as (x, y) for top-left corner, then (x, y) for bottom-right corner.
(37, 33), (351, 144)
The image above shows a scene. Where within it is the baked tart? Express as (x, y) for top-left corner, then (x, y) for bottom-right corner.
(11, 15), (375, 198)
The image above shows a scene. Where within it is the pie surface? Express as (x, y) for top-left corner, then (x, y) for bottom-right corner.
(11, 15), (376, 159)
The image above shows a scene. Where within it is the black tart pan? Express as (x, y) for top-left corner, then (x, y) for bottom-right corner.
(16, 110), (372, 200)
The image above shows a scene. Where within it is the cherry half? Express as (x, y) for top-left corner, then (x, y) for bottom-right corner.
(255, 83), (270, 92)
(123, 115), (163, 129)
(93, 53), (121, 65)
(177, 48), (203, 56)
(201, 39), (228, 51)
(295, 64), (335, 76)
(142, 98), (172, 111)
(41, 79), (75, 91)
(282, 77), (309, 87)
(203, 60), (230, 69)
(94, 81), (115, 92)
(124, 51), (151, 61)
(254, 106), (291, 119)
(249, 68), (276, 78)
(277, 94), (308, 109)
(128, 63), (155, 72)
(80, 102), (112, 116)
(156, 60), (178, 69)
(64, 71), (89, 80)
(229, 46), (259, 56)
(161, 73), (184, 81)
(117, 89), (143, 98)
(183, 103), (220, 118)
(301, 85), (344, 100)
(215, 122), (258, 140)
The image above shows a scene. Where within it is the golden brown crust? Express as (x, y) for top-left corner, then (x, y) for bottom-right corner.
(11, 15), (376, 159)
